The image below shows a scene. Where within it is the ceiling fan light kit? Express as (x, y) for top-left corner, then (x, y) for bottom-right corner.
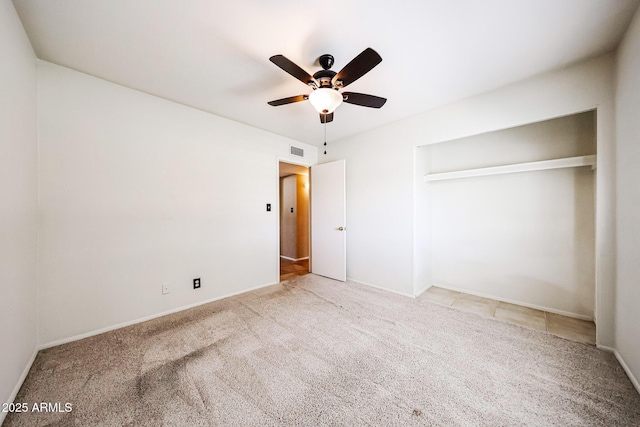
(308, 88), (343, 114)
(268, 47), (387, 124)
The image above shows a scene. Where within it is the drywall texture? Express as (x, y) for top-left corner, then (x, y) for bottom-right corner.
(424, 113), (596, 318)
(325, 54), (615, 345)
(37, 61), (317, 346)
(0, 0), (38, 419)
(615, 6), (640, 391)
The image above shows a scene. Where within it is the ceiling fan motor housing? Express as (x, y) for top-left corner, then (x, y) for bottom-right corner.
(315, 54), (338, 88)
(313, 69), (337, 88)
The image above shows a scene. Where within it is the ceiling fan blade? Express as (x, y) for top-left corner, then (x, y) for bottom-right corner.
(267, 94), (308, 106)
(342, 92), (387, 108)
(332, 48), (382, 88)
(320, 112), (334, 123)
(270, 55), (318, 87)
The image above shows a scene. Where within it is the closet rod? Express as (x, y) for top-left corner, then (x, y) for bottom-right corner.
(424, 154), (596, 182)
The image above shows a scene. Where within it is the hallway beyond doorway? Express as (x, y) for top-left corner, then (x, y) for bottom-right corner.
(280, 258), (309, 282)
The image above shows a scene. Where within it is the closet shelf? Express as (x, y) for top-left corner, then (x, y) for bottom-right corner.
(424, 154), (596, 182)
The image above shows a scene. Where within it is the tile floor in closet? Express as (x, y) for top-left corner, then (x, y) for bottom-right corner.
(419, 286), (596, 345)
(279, 260), (596, 346)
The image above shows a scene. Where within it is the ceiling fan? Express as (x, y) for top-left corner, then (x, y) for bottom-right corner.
(267, 48), (387, 123)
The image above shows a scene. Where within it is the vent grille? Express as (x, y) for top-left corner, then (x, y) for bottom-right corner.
(290, 146), (304, 157)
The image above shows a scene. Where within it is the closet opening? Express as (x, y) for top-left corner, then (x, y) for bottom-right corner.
(416, 110), (597, 343)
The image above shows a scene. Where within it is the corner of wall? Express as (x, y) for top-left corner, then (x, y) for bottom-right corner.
(613, 2), (640, 396)
(0, 0), (40, 418)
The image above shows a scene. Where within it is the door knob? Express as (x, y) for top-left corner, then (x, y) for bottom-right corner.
(337, 226), (345, 231)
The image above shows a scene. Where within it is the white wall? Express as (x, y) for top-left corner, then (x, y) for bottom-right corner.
(322, 132), (415, 296)
(0, 0), (38, 420)
(37, 62), (317, 346)
(324, 54), (616, 345)
(615, 7), (640, 390)
(424, 113), (596, 318)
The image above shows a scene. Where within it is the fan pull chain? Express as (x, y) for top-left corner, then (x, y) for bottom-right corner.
(324, 120), (327, 155)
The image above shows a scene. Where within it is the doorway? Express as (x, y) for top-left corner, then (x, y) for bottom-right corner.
(279, 162), (310, 281)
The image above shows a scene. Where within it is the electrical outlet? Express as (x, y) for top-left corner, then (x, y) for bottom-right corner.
(193, 278), (201, 289)
(162, 284), (170, 295)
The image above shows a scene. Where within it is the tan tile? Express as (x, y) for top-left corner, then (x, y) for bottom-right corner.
(427, 287), (461, 297)
(546, 312), (596, 345)
(497, 302), (546, 317)
(457, 293), (495, 303)
(495, 302), (546, 331)
(451, 295), (499, 318)
(420, 291), (457, 307)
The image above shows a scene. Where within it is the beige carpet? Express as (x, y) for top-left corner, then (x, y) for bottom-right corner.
(6, 274), (640, 426)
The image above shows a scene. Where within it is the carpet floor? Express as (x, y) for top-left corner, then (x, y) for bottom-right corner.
(5, 274), (640, 426)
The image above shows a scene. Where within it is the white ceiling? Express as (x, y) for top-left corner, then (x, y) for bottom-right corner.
(12, 0), (640, 146)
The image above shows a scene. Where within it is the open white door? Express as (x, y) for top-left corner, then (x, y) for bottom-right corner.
(311, 159), (346, 281)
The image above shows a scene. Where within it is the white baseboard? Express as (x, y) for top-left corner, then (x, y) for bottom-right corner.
(1, 348), (38, 425)
(414, 283), (432, 298)
(432, 283), (593, 321)
(280, 256), (309, 262)
(598, 345), (640, 395)
(347, 277), (415, 299)
(38, 281), (279, 350)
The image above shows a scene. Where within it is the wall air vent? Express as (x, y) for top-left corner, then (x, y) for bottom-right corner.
(290, 146), (304, 157)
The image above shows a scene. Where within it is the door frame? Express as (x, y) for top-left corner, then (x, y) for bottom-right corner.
(276, 157), (313, 283)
